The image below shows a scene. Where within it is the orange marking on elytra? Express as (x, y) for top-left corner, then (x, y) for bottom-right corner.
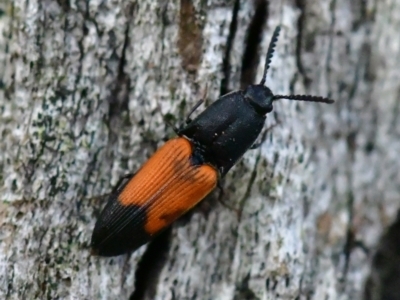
(118, 137), (218, 235)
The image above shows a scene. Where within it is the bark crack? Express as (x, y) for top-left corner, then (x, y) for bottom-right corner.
(129, 228), (172, 300)
(219, 0), (240, 96)
(106, 4), (134, 147)
(178, 0), (204, 75)
(240, 0), (268, 89)
(294, 0), (312, 88)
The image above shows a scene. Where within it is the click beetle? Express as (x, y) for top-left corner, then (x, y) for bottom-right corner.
(91, 26), (334, 256)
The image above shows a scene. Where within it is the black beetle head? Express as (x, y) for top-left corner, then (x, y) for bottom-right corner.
(244, 85), (274, 115)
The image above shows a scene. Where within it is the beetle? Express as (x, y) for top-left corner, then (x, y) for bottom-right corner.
(91, 26), (334, 257)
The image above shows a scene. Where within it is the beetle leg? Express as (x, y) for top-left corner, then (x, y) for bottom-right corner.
(112, 173), (135, 194)
(250, 141), (262, 150)
(163, 98), (204, 134)
(250, 124), (276, 150)
(184, 99), (204, 125)
(183, 84), (208, 126)
(217, 180), (224, 195)
(216, 181), (241, 218)
(250, 112), (282, 149)
(165, 120), (180, 135)
(92, 173), (136, 215)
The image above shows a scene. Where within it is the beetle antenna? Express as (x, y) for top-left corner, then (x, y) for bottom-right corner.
(260, 26), (281, 86)
(272, 94), (334, 104)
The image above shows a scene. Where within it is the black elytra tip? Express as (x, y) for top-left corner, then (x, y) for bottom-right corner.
(91, 199), (152, 257)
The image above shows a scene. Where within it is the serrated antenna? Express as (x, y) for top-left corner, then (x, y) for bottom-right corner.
(260, 26), (281, 86)
(272, 94), (334, 104)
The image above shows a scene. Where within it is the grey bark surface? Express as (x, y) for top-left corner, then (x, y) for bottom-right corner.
(0, 0), (399, 299)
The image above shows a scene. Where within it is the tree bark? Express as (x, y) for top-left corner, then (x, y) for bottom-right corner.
(1, 0), (399, 299)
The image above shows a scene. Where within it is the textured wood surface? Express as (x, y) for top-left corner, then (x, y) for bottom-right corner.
(1, 0), (400, 299)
